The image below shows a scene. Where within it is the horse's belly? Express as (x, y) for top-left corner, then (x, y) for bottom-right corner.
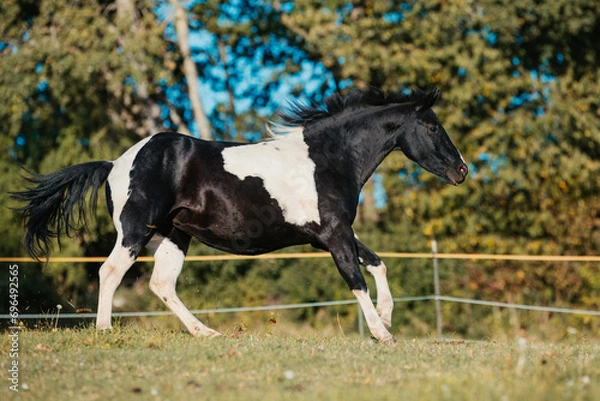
(175, 220), (311, 255)
(171, 202), (314, 255)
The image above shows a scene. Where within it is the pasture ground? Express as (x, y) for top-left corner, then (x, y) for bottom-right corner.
(1, 325), (598, 400)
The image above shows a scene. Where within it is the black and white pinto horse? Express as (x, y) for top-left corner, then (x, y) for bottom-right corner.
(13, 87), (467, 343)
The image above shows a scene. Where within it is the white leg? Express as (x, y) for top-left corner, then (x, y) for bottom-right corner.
(365, 262), (394, 330)
(96, 240), (136, 330)
(148, 234), (221, 338)
(353, 290), (396, 343)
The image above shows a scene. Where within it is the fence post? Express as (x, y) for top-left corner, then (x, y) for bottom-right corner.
(432, 240), (443, 340)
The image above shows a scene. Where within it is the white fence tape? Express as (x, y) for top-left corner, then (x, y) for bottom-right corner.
(1, 295), (598, 323)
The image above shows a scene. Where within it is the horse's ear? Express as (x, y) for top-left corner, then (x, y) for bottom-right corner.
(415, 88), (440, 112)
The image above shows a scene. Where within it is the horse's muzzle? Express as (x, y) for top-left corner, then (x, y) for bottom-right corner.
(446, 163), (469, 185)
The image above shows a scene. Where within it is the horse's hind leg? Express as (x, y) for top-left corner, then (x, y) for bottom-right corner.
(96, 238), (137, 330)
(147, 229), (221, 338)
(356, 238), (393, 330)
(96, 202), (160, 331)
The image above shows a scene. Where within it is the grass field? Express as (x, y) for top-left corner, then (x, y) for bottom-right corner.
(1, 325), (599, 401)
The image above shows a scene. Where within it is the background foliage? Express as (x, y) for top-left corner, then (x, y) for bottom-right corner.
(1, 0), (598, 340)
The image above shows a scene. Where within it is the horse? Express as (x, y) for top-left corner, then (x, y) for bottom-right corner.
(12, 86), (467, 343)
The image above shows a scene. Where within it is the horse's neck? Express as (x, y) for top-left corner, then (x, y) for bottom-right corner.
(350, 130), (397, 188)
(306, 122), (397, 190)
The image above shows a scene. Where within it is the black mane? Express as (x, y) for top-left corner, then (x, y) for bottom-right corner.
(279, 86), (428, 126)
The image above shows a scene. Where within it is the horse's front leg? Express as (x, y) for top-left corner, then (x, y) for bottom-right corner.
(326, 232), (396, 343)
(355, 238), (394, 330)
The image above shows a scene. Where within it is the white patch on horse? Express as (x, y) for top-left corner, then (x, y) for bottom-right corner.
(96, 244), (136, 330)
(222, 127), (321, 226)
(365, 262), (394, 330)
(107, 136), (153, 235)
(352, 289), (396, 343)
(147, 234), (221, 338)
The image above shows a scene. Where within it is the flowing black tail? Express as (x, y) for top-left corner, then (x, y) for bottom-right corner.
(10, 161), (114, 261)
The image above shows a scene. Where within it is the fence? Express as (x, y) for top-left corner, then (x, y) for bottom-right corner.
(2, 244), (600, 339)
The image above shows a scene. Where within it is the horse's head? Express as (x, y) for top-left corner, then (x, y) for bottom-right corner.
(395, 89), (468, 185)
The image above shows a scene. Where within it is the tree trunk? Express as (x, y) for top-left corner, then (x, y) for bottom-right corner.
(357, 177), (379, 223)
(218, 39), (237, 140)
(114, 0), (162, 137)
(170, 0), (211, 140)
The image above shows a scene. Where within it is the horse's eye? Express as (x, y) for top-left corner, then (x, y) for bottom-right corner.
(429, 125), (438, 133)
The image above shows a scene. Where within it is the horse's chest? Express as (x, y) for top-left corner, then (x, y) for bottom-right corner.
(221, 136), (321, 226)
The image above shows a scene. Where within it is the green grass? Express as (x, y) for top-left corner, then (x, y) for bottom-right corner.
(1, 325), (599, 400)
